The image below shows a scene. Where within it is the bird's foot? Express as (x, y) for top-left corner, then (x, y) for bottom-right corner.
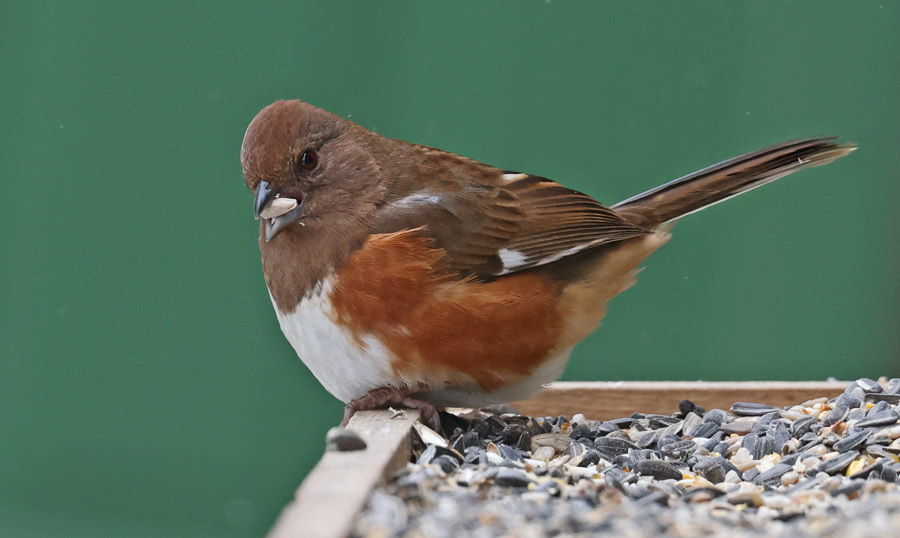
(341, 383), (441, 430)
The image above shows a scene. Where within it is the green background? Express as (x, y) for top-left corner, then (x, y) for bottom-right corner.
(2, 1), (898, 536)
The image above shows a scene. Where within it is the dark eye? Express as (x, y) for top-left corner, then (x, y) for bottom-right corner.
(299, 149), (318, 171)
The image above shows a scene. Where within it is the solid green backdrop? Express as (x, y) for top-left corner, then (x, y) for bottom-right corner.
(2, 1), (898, 536)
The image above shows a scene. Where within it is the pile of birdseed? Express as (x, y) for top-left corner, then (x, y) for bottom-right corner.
(353, 378), (900, 537)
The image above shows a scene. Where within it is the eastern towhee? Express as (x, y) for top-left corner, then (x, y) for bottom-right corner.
(241, 100), (854, 428)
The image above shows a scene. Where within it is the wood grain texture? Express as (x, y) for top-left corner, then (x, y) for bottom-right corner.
(267, 409), (421, 538)
(509, 381), (848, 420)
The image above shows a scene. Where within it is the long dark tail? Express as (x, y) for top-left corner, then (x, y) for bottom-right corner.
(611, 137), (855, 228)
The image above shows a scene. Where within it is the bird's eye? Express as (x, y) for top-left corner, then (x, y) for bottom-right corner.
(299, 149), (318, 171)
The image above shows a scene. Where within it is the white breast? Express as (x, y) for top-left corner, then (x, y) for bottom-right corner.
(270, 277), (400, 404)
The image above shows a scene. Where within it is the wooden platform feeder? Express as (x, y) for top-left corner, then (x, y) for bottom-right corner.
(267, 380), (847, 538)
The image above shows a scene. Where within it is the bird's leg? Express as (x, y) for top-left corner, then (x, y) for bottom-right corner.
(341, 383), (441, 430)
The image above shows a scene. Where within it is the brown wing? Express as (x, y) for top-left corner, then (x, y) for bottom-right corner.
(372, 171), (649, 277)
(498, 174), (650, 274)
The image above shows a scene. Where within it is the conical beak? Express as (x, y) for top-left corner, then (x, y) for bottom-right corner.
(254, 180), (275, 219)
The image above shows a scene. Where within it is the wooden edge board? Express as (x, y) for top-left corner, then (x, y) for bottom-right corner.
(510, 380), (849, 420)
(267, 409), (422, 538)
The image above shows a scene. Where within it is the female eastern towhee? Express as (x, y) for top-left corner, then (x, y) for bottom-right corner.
(240, 100), (854, 428)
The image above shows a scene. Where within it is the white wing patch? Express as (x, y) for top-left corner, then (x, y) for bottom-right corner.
(392, 193), (444, 208)
(497, 248), (528, 272)
(502, 173), (527, 182)
(496, 237), (619, 275)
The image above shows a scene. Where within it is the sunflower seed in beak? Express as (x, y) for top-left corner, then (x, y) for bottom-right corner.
(259, 197), (298, 219)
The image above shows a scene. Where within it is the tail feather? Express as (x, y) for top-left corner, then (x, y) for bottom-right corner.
(611, 137), (856, 228)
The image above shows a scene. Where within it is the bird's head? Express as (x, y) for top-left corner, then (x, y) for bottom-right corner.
(241, 100), (385, 242)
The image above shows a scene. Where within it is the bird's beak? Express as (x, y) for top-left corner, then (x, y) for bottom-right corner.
(253, 180), (305, 242)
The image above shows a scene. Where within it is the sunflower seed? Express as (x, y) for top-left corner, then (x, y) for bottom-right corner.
(834, 430), (871, 452)
(731, 402), (781, 417)
(635, 459), (682, 481)
(819, 451), (858, 475)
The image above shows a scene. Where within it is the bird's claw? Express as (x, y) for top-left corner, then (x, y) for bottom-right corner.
(341, 383), (441, 431)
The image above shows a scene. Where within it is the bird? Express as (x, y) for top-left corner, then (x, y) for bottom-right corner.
(240, 99), (854, 428)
